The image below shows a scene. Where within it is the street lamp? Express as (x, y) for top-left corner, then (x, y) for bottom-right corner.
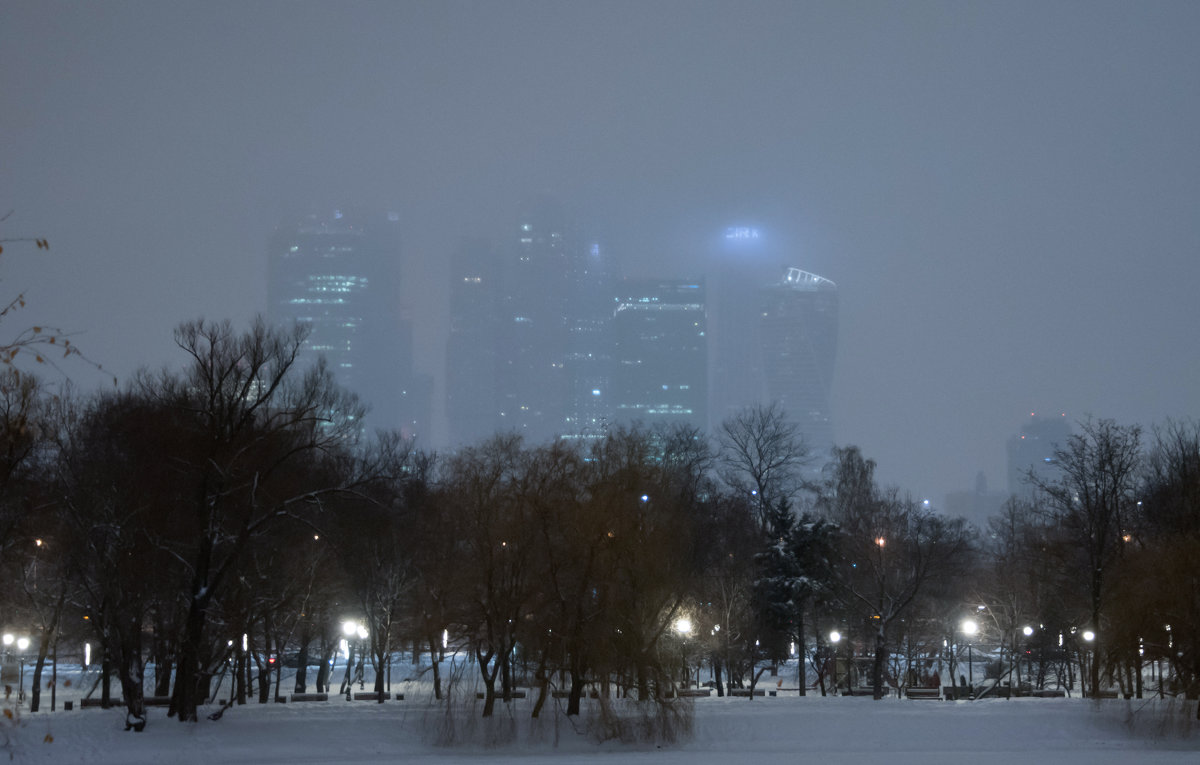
(340, 619), (369, 697)
(4, 634), (31, 703)
(1081, 629), (1096, 696)
(829, 630), (841, 694)
(673, 617), (695, 687)
(960, 619), (978, 698)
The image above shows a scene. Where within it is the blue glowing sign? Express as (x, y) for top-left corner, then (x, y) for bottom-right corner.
(724, 226), (761, 241)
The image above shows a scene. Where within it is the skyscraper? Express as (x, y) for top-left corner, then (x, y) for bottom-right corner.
(1007, 413), (1072, 498)
(758, 267), (839, 456)
(611, 279), (707, 431)
(494, 197), (571, 444)
(562, 241), (616, 440)
(445, 237), (501, 448)
(705, 224), (840, 451)
(707, 225), (779, 428)
(267, 209), (427, 437)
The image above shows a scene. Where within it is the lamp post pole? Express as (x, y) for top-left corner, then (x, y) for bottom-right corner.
(1081, 630), (1096, 696)
(16, 637), (30, 703)
(356, 624), (368, 691)
(341, 620), (357, 700)
(960, 619), (978, 699)
(829, 631), (841, 695)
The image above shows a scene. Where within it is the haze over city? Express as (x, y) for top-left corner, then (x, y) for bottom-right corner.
(4, 0), (1198, 506)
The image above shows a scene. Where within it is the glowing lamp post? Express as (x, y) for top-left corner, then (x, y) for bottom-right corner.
(341, 619), (368, 698)
(1081, 630), (1095, 696)
(960, 619), (978, 697)
(673, 617), (696, 687)
(829, 630), (842, 694)
(3, 634), (31, 703)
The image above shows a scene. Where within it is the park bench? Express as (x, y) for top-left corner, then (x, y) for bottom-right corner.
(679, 688), (712, 697)
(352, 692), (395, 701)
(729, 688), (765, 697)
(79, 698), (124, 708)
(476, 690), (527, 699)
(289, 693), (328, 702)
(844, 687), (879, 697)
(905, 687), (941, 700)
(1031, 689), (1066, 698)
(143, 696), (172, 707)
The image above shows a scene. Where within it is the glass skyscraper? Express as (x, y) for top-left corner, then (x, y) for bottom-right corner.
(611, 279), (708, 431)
(758, 267), (839, 457)
(268, 209), (428, 438)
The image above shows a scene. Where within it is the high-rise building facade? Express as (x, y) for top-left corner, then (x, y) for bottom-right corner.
(268, 209), (428, 437)
(562, 241), (616, 440)
(445, 237), (501, 448)
(1007, 414), (1072, 498)
(705, 224), (840, 451)
(494, 198), (571, 444)
(611, 279), (707, 431)
(758, 267), (839, 456)
(707, 225), (780, 428)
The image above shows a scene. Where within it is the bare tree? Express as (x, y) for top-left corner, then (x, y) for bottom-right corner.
(1030, 418), (1141, 697)
(820, 447), (974, 699)
(1110, 420), (1200, 709)
(442, 434), (533, 717)
(718, 402), (811, 532)
(133, 318), (369, 723)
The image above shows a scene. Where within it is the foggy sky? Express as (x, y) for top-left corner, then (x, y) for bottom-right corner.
(4, 0), (1198, 507)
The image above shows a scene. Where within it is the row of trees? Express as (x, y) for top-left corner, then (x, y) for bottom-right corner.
(1, 318), (1197, 731)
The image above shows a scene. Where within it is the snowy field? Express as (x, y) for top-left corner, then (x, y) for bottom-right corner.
(5, 692), (1197, 764)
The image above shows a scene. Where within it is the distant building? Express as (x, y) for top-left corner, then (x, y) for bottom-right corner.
(758, 267), (839, 457)
(945, 471), (1008, 529)
(611, 279), (708, 431)
(494, 197), (571, 445)
(1007, 414), (1072, 498)
(706, 225), (779, 428)
(267, 209), (429, 437)
(445, 238), (501, 448)
(704, 227), (839, 452)
(562, 241), (617, 440)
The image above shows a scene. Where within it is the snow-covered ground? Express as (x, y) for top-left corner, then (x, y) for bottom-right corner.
(5, 691), (1197, 764)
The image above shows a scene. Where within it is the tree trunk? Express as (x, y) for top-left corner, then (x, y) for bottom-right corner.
(152, 616), (173, 698)
(118, 625), (147, 732)
(171, 589), (210, 722)
(426, 631), (442, 700)
(101, 655), (113, 708)
(795, 603), (807, 696)
(567, 673), (587, 716)
(871, 631), (888, 700)
(294, 634), (311, 694)
(476, 643), (498, 717)
(315, 642), (334, 693)
(255, 649), (270, 704)
(29, 629), (51, 712)
(530, 654), (549, 718)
